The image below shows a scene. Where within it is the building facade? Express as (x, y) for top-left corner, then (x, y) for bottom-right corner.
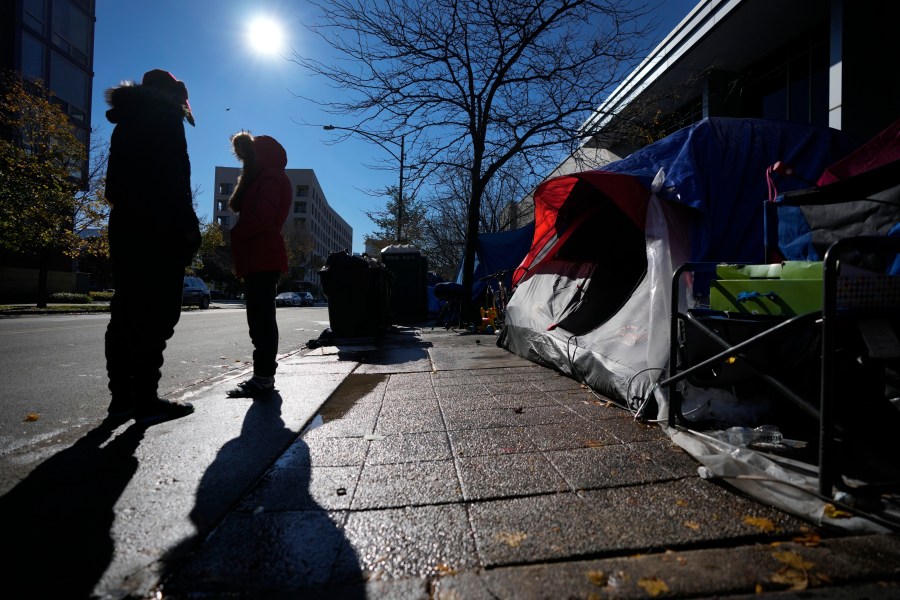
(2, 0), (95, 153)
(213, 167), (353, 276)
(1, 0), (96, 300)
(511, 0), (899, 228)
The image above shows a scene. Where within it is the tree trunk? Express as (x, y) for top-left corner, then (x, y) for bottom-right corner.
(460, 177), (484, 325)
(36, 249), (49, 308)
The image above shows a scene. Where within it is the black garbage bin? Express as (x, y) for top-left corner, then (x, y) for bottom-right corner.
(318, 251), (392, 338)
(381, 244), (427, 324)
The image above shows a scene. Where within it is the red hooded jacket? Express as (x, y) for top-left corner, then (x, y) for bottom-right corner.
(228, 134), (291, 278)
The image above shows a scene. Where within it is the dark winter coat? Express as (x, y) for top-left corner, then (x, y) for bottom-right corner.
(104, 83), (201, 265)
(228, 134), (291, 278)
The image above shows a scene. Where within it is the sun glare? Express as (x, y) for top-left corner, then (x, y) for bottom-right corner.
(247, 17), (285, 55)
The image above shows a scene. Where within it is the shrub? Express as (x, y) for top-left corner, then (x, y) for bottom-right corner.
(89, 291), (114, 301)
(49, 292), (92, 304)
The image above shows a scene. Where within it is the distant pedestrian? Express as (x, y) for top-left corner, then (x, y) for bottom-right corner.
(226, 131), (291, 397)
(103, 69), (200, 422)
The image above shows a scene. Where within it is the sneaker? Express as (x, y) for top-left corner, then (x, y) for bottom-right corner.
(226, 377), (275, 398)
(134, 398), (194, 424)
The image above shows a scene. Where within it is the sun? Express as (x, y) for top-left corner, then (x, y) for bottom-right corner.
(246, 17), (285, 55)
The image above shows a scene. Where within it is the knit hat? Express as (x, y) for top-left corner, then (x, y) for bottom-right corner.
(141, 69), (195, 126)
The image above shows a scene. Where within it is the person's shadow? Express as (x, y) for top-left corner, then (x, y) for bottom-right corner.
(0, 415), (147, 598)
(161, 392), (365, 597)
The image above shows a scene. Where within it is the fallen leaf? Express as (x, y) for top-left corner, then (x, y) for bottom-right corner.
(823, 503), (853, 519)
(434, 563), (458, 576)
(743, 516), (776, 532)
(495, 531), (527, 547)
(772, 550), (815, 571)
(683, 520), (701, 530)
(675, 498), (687, 506)
(585, 569), (608, 586)
(792, 532), (821, 547)
(770, 567), (808, 590)
(584, 439), (604, 448)
(637, 577), (670, 597)
(24, 413), (40, 422)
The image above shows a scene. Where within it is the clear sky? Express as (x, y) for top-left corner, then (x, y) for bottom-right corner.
(90, 1), (698, 254)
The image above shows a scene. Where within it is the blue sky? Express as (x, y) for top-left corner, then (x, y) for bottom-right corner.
(90, 1), (697, 253)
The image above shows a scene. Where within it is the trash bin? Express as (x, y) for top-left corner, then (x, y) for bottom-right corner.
(318, 251), (392, 338)
(381, 244), (427, 324)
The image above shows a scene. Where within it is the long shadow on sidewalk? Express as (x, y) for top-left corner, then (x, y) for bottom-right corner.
(0, 416), (147, 598)
(160, 392), (364, 597)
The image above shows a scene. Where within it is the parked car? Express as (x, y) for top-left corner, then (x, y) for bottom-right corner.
(275, 292), (302, 307)
(182, 276), (211, 309)
(299, 292), (314, 306)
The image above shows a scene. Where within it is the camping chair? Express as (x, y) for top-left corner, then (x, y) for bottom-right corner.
(664, 239), (900, 499)
(664, 262), (823, 430)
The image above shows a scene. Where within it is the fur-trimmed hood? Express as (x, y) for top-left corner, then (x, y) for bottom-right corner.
(228, 132), (288, 212)
(105, 82), (194, 127)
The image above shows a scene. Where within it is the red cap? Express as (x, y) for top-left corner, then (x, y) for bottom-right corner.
(141, 69), (195, 126)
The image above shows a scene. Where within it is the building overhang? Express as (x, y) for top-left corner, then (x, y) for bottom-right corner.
(581, 0), (829, 140)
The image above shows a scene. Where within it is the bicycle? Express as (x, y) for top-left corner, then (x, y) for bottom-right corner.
(478, 269), (513, 332)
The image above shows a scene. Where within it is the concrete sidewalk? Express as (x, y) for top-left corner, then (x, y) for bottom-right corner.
(155, 326), (900, 599)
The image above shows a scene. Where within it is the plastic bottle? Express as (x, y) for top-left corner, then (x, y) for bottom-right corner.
(724, 425), (782, 446)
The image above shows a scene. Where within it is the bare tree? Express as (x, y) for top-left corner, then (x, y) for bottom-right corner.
(421, 159), (529, 280)
(295, 0), (651, 318)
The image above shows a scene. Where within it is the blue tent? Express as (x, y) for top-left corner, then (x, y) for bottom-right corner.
(455, 222), (535, 303)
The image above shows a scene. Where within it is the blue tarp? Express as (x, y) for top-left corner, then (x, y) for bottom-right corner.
(455, 222), (535, 302)
(601, 117), (858, 263)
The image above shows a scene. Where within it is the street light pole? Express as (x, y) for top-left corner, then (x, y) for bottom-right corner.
(397, 134), (405, 244)
(323, 125), (407, 244)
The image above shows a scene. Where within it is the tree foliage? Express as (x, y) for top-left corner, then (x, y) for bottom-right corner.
(283, 221), (316, 282)
(296, 0), (651, 316)
(0, 71), (85, 257)
(0, 70), (111, 305)
(364, 184), (429, 250)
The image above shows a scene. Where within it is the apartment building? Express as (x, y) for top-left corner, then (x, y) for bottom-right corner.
(213, 167), (353, 272)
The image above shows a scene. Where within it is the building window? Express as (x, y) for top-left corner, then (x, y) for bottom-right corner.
(50, 51), (87, 121)
(21, 33), (46, 82)
(216, 200), (227, 212)
(296, 185), (309, 197)
(217, 215), (230, 227)
(294, 217), (306, 226)
(218, 182), (233, 195)
(295, 201), (307, 213)
(51, 0), (91, 66)
(23, 0), (47, 34)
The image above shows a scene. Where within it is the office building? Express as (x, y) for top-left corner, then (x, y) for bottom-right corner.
(213, 167), (353, 275)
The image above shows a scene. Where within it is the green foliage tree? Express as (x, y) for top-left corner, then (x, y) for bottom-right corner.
(364, 184), (428, 249)
(283, 220), (315, 285)
(0, 71), (108, 307)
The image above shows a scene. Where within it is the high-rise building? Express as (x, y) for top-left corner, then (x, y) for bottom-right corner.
(2, 0), (95, 154)
(213, 166), (353, 273)
(1, 0), (96, 301)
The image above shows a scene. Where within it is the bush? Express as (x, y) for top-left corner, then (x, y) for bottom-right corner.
(89, 291), (114, 301)
(49, 292), (92, 304)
